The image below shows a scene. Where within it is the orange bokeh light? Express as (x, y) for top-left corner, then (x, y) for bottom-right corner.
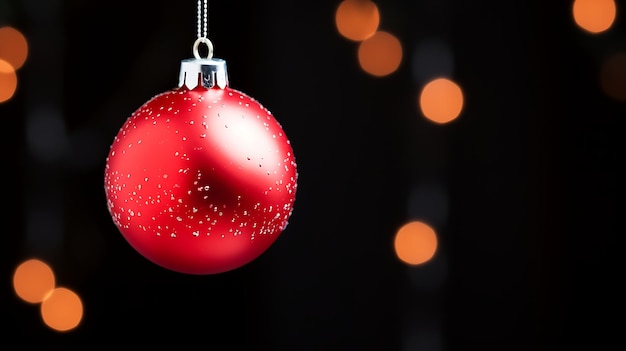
(0, 26), (28, 70)
(13, 259), (56, 304)
(0, 59), (17, 103)
(394, 221), (438, 265)
(357, 31), (403, 77)
(572, 0), (616, 34)
(335, 0), (380, 41)
(40, 287), (84, 332)
(419, 77), (464, 124)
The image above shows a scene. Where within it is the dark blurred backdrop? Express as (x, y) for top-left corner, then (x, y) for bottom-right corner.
(2, 0), (621, 350)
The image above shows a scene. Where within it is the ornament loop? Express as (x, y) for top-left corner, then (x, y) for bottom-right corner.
(193, 37), (214, 60)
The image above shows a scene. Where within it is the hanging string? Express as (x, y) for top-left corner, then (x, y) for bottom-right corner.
(193, 0), (213, 59)
(197, 1), (201, 38)
(197, 0), (208, 39)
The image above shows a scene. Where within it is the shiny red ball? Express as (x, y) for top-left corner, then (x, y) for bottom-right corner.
(104, 86), (298, 274)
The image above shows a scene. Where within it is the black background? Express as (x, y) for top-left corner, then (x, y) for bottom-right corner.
(2, 0), (621, 350)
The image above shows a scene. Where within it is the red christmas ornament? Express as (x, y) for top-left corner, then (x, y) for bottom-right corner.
(104, 37), (298, 274)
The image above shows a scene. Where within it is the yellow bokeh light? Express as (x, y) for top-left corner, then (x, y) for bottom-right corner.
(357, 31), (403, 77)
(394, 221), (438, 265)
(335, 0), (380, 41)
(0, 59), (17, 103)
(40, 287), (84, 332)
(13, 258), (56, 304)
(0, 26), (28, 70)
(419, 77), (464, 124)
(572, 0), (616, 34)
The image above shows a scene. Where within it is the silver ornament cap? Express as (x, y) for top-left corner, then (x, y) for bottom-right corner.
(178, 37), (229, 89)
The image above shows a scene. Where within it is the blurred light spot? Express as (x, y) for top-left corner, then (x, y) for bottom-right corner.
(573, 0), (616, 34)
(358, 31), (403, 77)
(335, 0), (380, 41)
(419, 77), (463, 124)
(40, 287), (83, 332)
(13, 258), (56, 304)
(0, 26), (28, 70)
(394, 220), (438, 265)
(26, 106), (69, 163)
(600, 52), (626, 101)
(0, 59), (17, 103)
(407, 182), (448, 225)
(412, 38), (454, 84)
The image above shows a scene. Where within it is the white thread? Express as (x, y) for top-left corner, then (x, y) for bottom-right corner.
(197, 1), (201, 38)
(204, 0), (208, 38)
(197, 0), (208, 39)
(194, 0), (212, 59)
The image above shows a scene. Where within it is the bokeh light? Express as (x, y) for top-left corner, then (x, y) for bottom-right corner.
(600, 52), (626, 101)
(40, 287), (83, 332)
(13, 259), (56, 304)
(394, 221), (438, 265)
(0, 26), (28, 70)
(0, 59), (17, 103)
(419, 77), (464, 124)
(572, 0), (616, 34)
(335, 0), (380, 41)
(358, 31), (403, 77)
